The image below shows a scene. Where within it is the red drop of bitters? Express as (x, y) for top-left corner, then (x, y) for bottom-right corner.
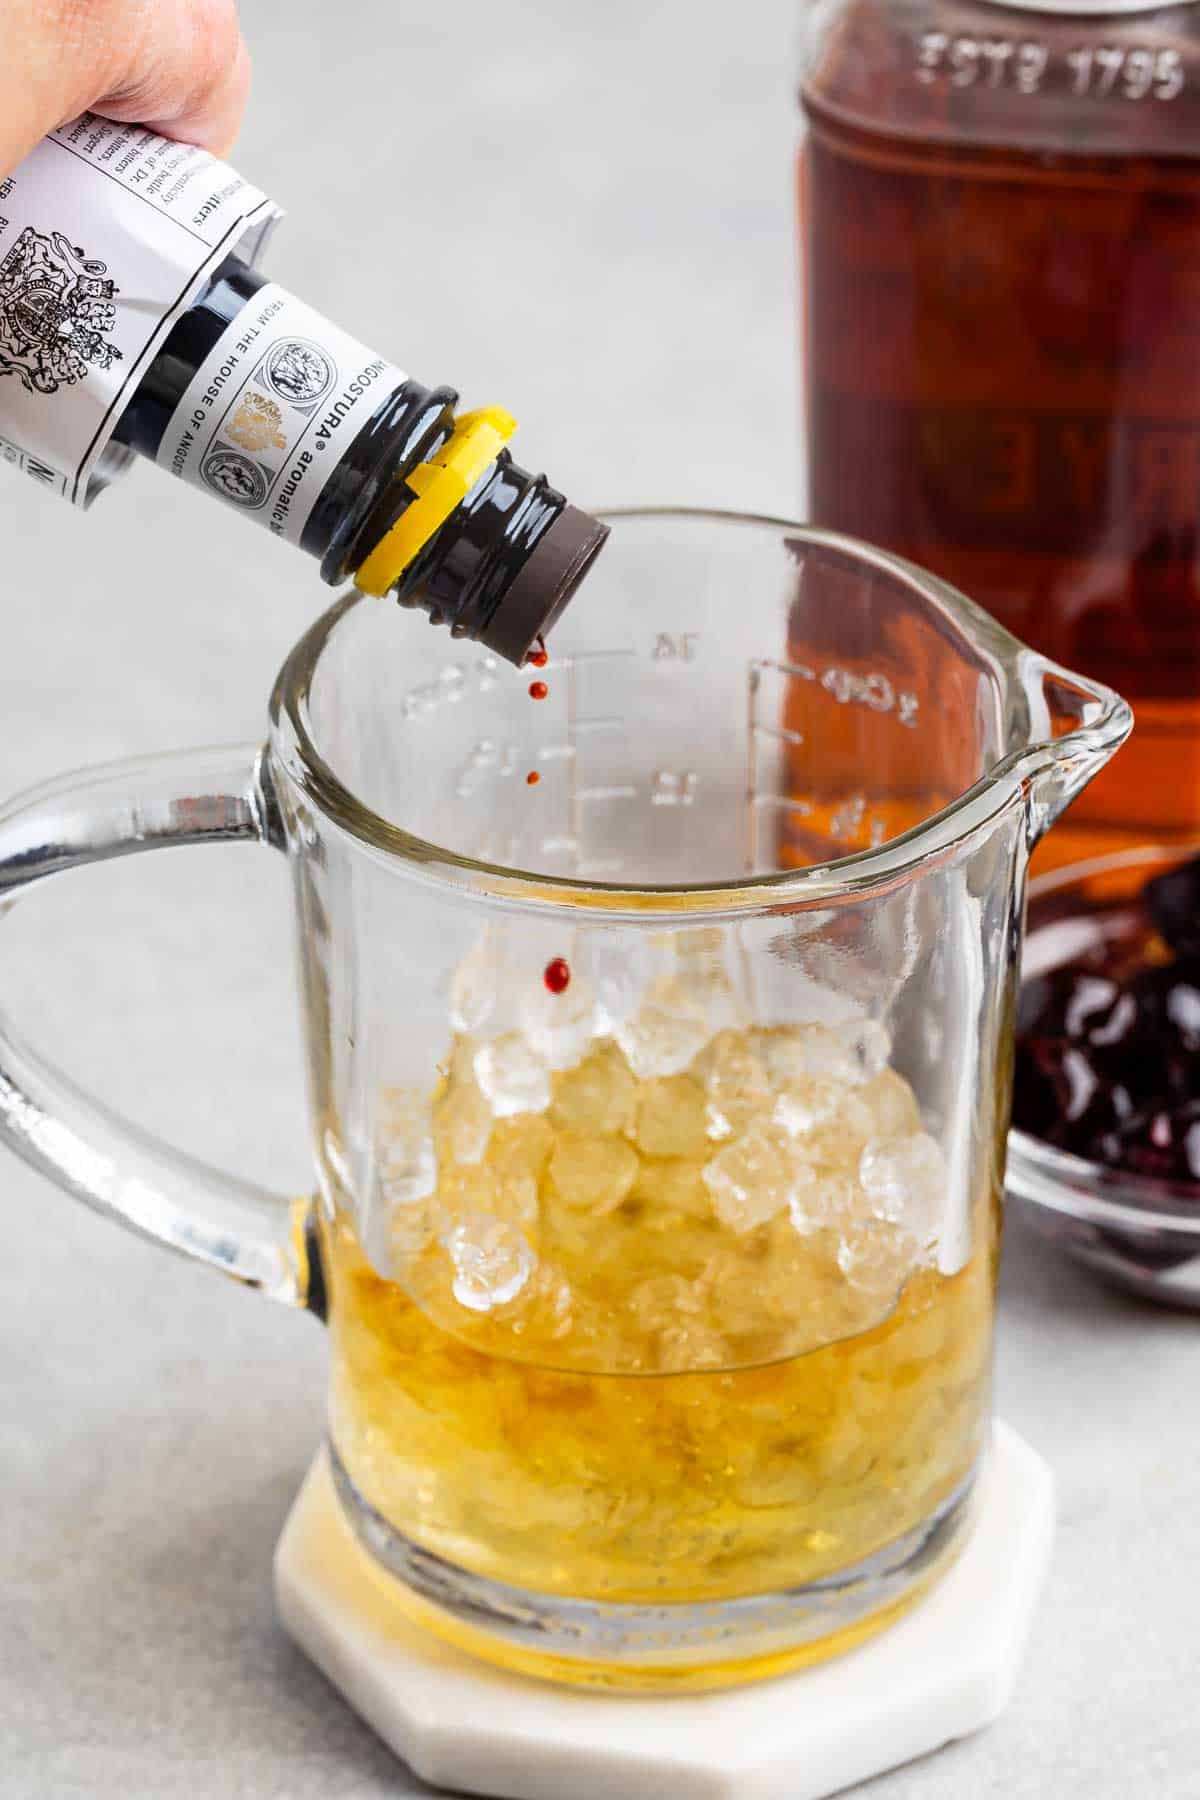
(529, 680), (549, 701)
(528, 645), (549, 668)
(526, 770), (541, 786)
(544, 957), (571, 995)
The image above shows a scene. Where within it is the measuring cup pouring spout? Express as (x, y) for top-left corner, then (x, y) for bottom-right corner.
(841, 539), (1134, 871)
(1005, 651), (1135, 851)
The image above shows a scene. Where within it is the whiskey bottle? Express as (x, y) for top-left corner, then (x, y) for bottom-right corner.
(801, 0), (1200, 857)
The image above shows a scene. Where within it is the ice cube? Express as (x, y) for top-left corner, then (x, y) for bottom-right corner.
(500, 1172), (540, 1234)
(763, 1023), (862, 1088)
(774, 1080), (876, 1169)
(487, 1113), (555, 1186)
(695, 1029), (771, 1141)
(587, 931), (653, 1032)
(432, 1162), (496, 1236)
(836, 1220), (918, 1304)
(474, 1034), (552, 1117)
(859, 1133), (947, 1245)
(450, 936), (504, 1034)
(701, 1245), (783, 1336)
(861, 1067), (922, 1139)
(435, 1162), (539, 1239)
(551, 1042), (637, 1136)
(837, 1017), (891, 1083)
(447, 1213), (535, 1312)
(787, 1171), (858, 1237)
(519, 974), (599, 1070)
(653, 1322), (728, 1373)
(771, 1077), (843, 1138)
(615, 977), (712, 1078)
(529, 1261), (575, 1339)
(702, 1123), (795, 1234)
(671, 932), (745, 1035)
(632, 1156), (713, 1221)
(434, 1072), (493, 1166)
(630, 1272), (706, 1332)
(632, 1074), (709, 1159)
(549, 1130), (639, 1214)
(379, 1091), (437, 1205)
(385, 1202), (431, 1265)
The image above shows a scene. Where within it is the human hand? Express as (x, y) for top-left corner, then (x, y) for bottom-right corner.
(1, 0), (250, 176)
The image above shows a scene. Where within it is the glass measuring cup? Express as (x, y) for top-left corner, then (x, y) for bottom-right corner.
(0, 512), (1129, 1691)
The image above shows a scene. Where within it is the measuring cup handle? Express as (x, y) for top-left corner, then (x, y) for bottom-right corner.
(0, 745), (316, 1310)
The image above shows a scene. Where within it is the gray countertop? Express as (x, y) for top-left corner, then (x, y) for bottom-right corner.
(2, 2), (1198, 1794)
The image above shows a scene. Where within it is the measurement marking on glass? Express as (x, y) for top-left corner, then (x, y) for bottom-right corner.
(751, 793), (814, 813)
(654, 632), (701, 661)
(752, 720), (806, 748)
(566, 653), (580, 875)
(651, 770), (698, 807)
(753, 654), (818, 684)
(557, 647), (636, 876)
(745, 636), (919, 868)
(832, 794), (867, 842)
(573, 715), (623, 735)
(578, 784), (637, 803)
(746, 657), (819, 873)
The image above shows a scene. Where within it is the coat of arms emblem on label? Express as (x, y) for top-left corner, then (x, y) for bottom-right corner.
(226, 391), (288, 452)
(264, 338), (335, 405)
(0, 227), (123, 395)
(201, 447), (269, 506)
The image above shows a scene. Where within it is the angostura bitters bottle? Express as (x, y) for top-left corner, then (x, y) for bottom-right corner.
(800, 1), (1200, 860)
(0, 115), (607, 664)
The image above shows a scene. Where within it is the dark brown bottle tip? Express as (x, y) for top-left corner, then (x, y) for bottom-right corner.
(480, 505), (610, 666)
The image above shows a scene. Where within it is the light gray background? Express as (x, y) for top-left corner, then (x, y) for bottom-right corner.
(2, 2), (1197, 1795)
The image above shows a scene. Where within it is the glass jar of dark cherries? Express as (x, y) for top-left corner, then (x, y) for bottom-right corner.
(1014, 854), (1200, 1185)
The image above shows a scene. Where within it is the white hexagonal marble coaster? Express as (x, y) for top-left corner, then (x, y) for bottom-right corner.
(275, 1421), (1053, 1800)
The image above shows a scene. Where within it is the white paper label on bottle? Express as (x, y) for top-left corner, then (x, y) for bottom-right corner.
(0, 113), (282, 506)
(155, 283), (406, 546)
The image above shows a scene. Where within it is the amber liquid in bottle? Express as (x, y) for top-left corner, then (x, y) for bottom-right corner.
(801, 2), (1200, 864)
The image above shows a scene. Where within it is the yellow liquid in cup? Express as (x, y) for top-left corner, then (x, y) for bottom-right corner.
(321, 1024), (998, 1685)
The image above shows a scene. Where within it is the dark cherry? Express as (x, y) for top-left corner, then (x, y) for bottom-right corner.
(1013, 864), (1200, 1190)
(1012, 1036), (1135, 1150)
(1095, 1100), (1200, 1183)
(1018, 969), (1088, 1039)
(1144, 855), (1200, 958)
(1165, 961), (1200, 1051)
(1012, 1038), (1070, 1141)
(1113, 965), (1200, 1099)
(1018, 968), (1129, 1047)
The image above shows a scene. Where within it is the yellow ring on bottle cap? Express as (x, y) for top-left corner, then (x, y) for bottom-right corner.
(352, 405), (518, 597)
